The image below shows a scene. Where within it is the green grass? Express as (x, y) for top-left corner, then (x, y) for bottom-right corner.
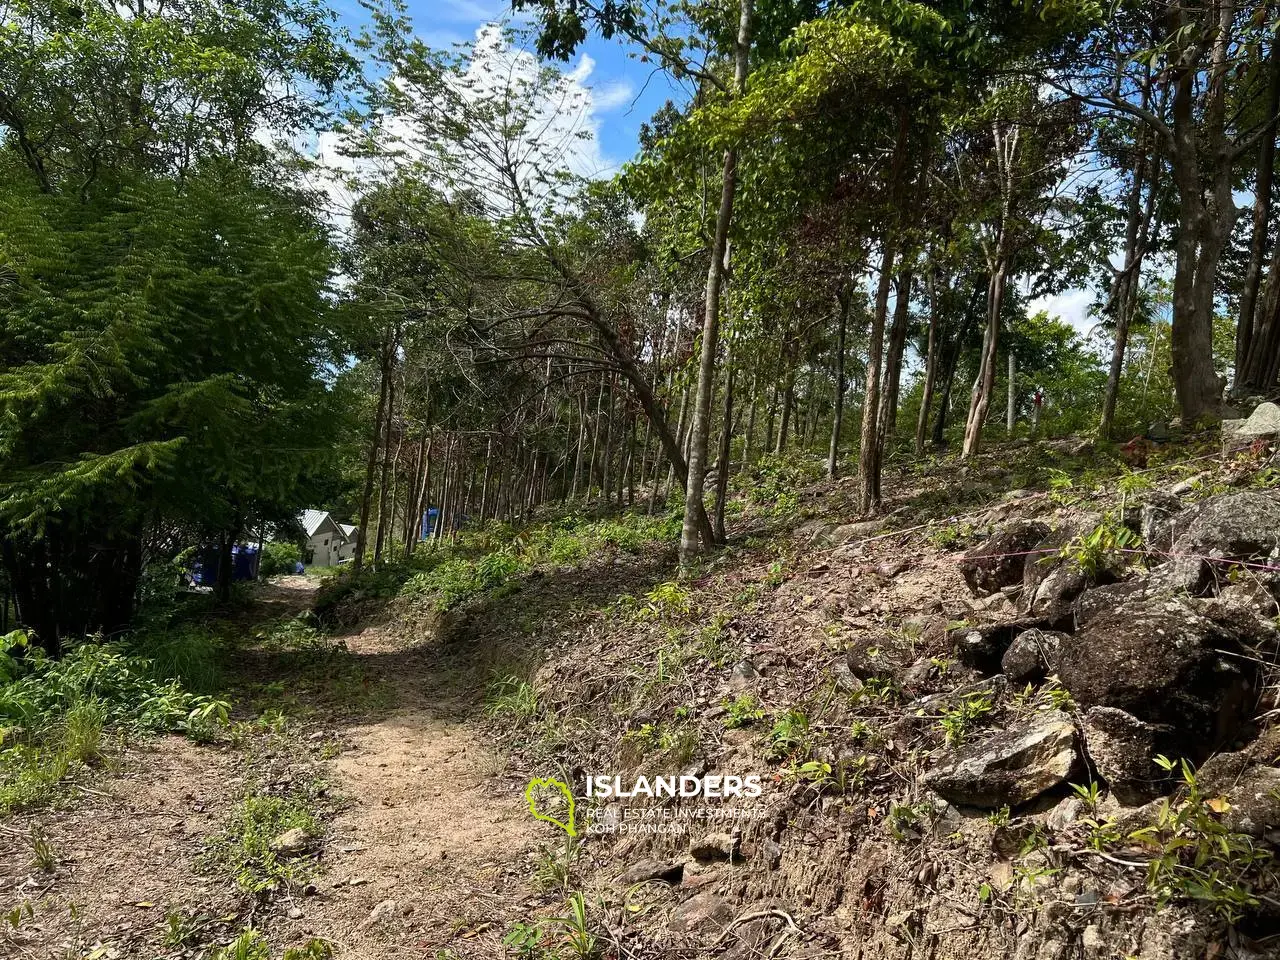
(0, 633), (231, 813)
(203, 791), (322, 894)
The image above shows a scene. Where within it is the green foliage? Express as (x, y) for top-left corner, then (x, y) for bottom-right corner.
(1127, 756), (1274, 922)
(723, 694), (765, 729)
(204, 792), (322, 894)
(486, 676), (540, 722)
(0, 638), (228, 812)
(1057, 515), (1140, 581)
(260, 543), (303, 578)
(209, 930), (334, 960)
(939, 692), (994, 746)
(767, 709), (812, 760)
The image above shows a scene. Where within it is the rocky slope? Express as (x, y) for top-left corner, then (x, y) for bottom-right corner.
(429, 434), (1280, 959)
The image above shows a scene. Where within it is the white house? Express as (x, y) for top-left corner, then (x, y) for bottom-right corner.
(300, 510), (354, 567)
(337, 523), (359, 563)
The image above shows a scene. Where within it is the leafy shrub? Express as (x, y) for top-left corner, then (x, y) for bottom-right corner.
(259, 542), (303, 577)
(0, 636), (228, 812)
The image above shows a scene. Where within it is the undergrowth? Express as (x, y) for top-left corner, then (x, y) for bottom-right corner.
(0, 629), (229, 813)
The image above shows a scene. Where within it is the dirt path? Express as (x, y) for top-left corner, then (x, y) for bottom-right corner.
(0, 579), (535, 959)
(296, 612), (534, 959)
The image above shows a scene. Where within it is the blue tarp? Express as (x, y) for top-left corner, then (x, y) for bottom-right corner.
(191, 544), (260, 585)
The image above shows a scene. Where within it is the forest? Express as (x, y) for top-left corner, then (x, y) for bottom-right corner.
(4, 0), (1280, 958)
(2, 0), (1279, 643)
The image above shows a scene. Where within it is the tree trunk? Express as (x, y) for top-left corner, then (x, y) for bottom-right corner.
(712, 341), (737, 543)
(828, 284), (850, 477)
(680, 0), (753, 567)
(1100, 126), (1158, 438)
(878, 269), (913, 448)
(859, 241), (896, 513)
(1236, 39), (1280, 391)
(915, 268), (943, 454)
(354, 327), (393, 573)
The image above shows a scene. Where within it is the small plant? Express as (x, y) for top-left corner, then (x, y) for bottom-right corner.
(1128, 755), (1274, 922)
(986, 806), (1011, 827)
(503, 921), (547, 959)
(534, 838), (580, 894)
(888, 801), (934, 841)
(767, 709), (811, 760)
(203, 791), (321, 894)
(1070, 780), (1101, 811)
(28, 824), (56, 872)
(1046, 469), (1075, 504)
(723, 694), (764, 729)
(939, 692), (994, 746)
(640, 581), (693, 620)
(541, 892), (598, 959)
(1057, 515), (1140, 581)
(486, 676), (539, 722)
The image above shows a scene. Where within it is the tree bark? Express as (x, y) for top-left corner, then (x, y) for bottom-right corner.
(354, 326), (393, 573)
(680, 0), (753, 567)
(828, 284), (851, 477)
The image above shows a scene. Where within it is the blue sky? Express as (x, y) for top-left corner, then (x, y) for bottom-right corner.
(336, 0), (685, 172)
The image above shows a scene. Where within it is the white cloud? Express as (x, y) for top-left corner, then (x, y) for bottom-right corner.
(1028, 287), (1095, 335)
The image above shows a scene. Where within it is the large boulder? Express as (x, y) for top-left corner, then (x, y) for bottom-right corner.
(1057, 598), (1256, 756)
(1164, 491), (1280, 594)
(1224, 401), (1280, 442)
(1138, 491), (1184, 554)
(1081, 707), (1159, 805)
(948, 622), (1025, 675)
(1001, 628), (1067, 684)
(1020, 521), (1096, 621)
(959, 521), (1051, 597)
(921, 710), (1079, 809)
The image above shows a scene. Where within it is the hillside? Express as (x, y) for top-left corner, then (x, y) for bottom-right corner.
(4, 433), (1280, 959)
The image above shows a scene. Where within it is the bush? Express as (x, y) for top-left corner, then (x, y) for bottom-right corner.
(0, 633), (228, 812)
(260, 542), (302, 577)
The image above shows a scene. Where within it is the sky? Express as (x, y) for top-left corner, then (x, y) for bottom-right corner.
(329, 0), (1099, 334)
(334, 0), (688, 176)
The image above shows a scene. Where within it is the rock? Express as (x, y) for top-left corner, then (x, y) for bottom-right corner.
(1212, 765), (1280, 837)
(1147, 420), (1172, 442)
(795, 520), (836, 545)
(1227, 401), (1280, 439)
(270, 827), (310, 854)
(689, 832), (737, 862)
(1074, 578), (1159, 628)
(1001, 629), (1067, 684)
(1082, 707), (1158, 805)
(1026, 563), (1088, 620)
(616, 858), (684, 886)
(1057, 598), (1256, 755)
(949, 622), (1023, 674)
(669, 891), (732, 932)
(921, 710), (1079, 808)
(1138, 491), (1183, 554)
(360, 899), (398, 929)
(912, 675), (1009, 715)
(1166, 491), (1280, 593)
(902, 658), (936, 692)
(832, 659), (863, 694)
(1019, 521), (1097, 620)
(286, 907), (303, 920)
(959, 521), (1051, 596)
(846, 643), (898, 682)
(727, 660), (758, 691)
(831, 520), (883, 544)
(1218, 581), (1280, 619)
(1045, 796), (1084, 832)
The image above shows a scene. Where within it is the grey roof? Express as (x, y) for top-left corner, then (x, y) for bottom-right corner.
(300, 509), (335, 538)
